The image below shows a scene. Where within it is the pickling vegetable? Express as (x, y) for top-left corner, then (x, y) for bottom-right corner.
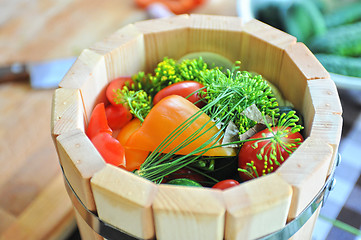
(105, 104), (132, 130)
(106, 77), (133, 105)
(86, 103), (126, 167)
(153, 81), (206, 108)
(167, 178), (202, 187)
(86, 103), (112, 140)
(125, 95), (236, 156)
(212, 179), (240, 190)
(117, 119), (149, 171)
(87, 56), (305, 186)
(91, 132), (126, 167)
(238, 112), (304, 180)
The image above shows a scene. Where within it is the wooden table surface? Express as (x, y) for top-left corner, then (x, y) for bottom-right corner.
(0, 1), (237, 239)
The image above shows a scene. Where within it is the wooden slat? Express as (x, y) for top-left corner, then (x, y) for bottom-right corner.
(302, 79), (342, 136)
(278, 43), (330, 111)
(59, 49), (108, 122)
(51, 88), (84, 140)
(56, 129), (106, 240)
(240, 19), (296, 85)
(276, 137), (333, 220)
(188, 14), (243, 63)
(90, 164), (157, 240)
(73, 208), (103, 240)
(134, 14), (190, 72)
(153, 185), (225, 240)
(56, 129), (105, 211)
(302, 78), (343, 175)
(289, 206), (321, 240)
(302, 78), (342, 116)
(89, 24), (146, 81)
(224, 173), (292, 240)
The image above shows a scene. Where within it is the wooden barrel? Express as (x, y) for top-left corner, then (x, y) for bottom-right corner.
(51, 14), (342, 240)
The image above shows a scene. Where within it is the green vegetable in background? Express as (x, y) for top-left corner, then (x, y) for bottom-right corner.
(285, 0), (327, 43)
(309, 21), (361, 57)
(315, 53), (361, 78)
(324, 2), (361, 28)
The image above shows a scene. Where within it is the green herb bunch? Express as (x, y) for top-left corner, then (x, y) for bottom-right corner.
(115, 57), (210, 122)
(131, 57), (208, 97)
(113, 86), (152, 122)
(200, 66), (279, 134)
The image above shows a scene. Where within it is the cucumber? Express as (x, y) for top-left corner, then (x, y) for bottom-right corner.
(284, 0), (327, 43)
(167, 178), (202, 187)
(309, 22), (361, 57)
(315, 53), (361, 78)
(325, 2), (361, 28)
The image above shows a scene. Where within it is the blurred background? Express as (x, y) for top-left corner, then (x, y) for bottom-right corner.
(0, 0), (360, 239)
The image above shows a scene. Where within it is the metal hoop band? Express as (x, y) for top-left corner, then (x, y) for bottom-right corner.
(62, 153), (340, 240)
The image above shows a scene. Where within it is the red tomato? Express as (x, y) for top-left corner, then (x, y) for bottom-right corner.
(212, 179), (240, 190)
(106, 77), (133, 106)
(238, 127), (304, 181)
(86, 103), (112, 140)
(91, 132), (126, 167)
(153, 81), (206, 108)
(117, 119), (149, 171)
(105, 104), (132, 131)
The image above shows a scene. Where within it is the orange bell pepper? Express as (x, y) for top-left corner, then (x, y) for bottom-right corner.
(125, 95), (236, 156)
(117, 119), (149, 171)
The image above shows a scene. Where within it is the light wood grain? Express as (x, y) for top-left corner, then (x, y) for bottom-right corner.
(0, 173), (74, 240)
(59, 49), (108, 122)
(289, 206), (321, 240)
(51, 88), (85, 140)
(73, 208), (103, 240)
(302, 78), (342, 117)
(188, 14), (243, 63)
(0, 0), (148, 65)
(90, 24), (146, 81)
(240, 19), (296, 85)
(279, 43), (330, 111)
(56, 129), (106, 240)
(302, 78), (343, 175)
(0, 82), (75, 239)
(134, 14), (191, 72)
(224, 173), (292, 240)
(153, 185), (225, 240)
(276, 137), (333, 220)
(56, 129), (105, 212)
(91, 164), (157, 240)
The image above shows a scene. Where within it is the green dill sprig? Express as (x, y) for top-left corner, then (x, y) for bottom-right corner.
(200, 67), (279, 134)
(177, 57), (208, 83)
(136, 88), (244, 182)
(131, 57), (209, 97)
(114, 86), (152, 122)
